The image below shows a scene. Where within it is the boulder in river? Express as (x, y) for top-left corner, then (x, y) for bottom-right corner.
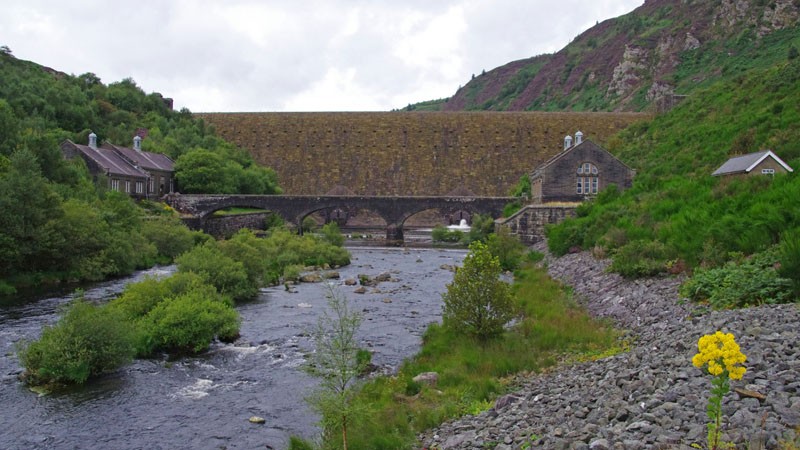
(248, 416), (266, 424)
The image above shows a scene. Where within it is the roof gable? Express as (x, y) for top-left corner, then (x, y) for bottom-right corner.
(63, 140), (148, 178)
(104, 143), (174, 172)
(531, 139), (633, 176)
(712, 150), (794, 176)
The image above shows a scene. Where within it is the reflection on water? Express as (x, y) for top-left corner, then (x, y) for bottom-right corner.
(0, 247), (465, 450)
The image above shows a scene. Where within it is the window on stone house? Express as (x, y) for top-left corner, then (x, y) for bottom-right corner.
(125, 180), (131, 193)
(762, 168), (775, 175)
(149, 177), (154, 193)
(576, 162), (599, 194)
(136, 181), (144, 194)
(111, 179), (120, 191)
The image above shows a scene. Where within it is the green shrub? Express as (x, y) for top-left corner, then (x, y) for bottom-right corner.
(140, 215), (196, 262)
(320, 222), (345, 247)
(609, 240), (675, 278)
(503, 201), (522, 218)
(18, 299), (136, 385)
(442, 241), (514, 341)
(282, 264), (304, 282)
(136, 287), (240, 355)
(176, 242), (256, 301)
(431, 224), (463, 243)
(486, 225), (526, 271)
(546, 219), (585, 256)
(778, 229), (800, 297)
(287, 437), (316, 450)
(110, 272), (223, 320)
(301, 216), (318, 233)
(680, 249), (794, 308)
(462, 214), (495, 244)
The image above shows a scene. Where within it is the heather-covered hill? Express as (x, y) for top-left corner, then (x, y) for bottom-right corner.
(420, 0), (799, 112)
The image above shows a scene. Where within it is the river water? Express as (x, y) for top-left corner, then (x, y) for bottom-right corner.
(0, 247), (466, 450)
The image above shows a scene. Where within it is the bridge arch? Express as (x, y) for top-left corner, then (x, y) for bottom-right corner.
(165, 194), (513, 244)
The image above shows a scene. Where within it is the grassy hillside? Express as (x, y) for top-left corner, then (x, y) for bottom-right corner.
(408, 0), (800, 112)
(546, 55), (800, 300)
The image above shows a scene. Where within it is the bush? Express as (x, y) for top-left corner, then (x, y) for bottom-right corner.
(462, 214), (495, 244)
(680, 249), (794, 309)
(778, 229), (800, 297)
(140, 215), (197, 263)
(431, 224), (463, 243)
(110, 272), (221, 320)
(485, 225), (526, 271)
(442, 241), (514, 341)
(136, 287), (240, 355)
(320, 221), (345, 247)
(609, 240), (675, 278)
(546, 219), (586, 256)
(18, 299), (136, 385)
(176, 242), (256, 301)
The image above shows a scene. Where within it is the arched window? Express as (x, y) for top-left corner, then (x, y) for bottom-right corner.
(576, 162), (599, 195)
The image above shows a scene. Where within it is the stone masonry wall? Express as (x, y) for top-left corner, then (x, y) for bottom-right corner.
(201, 213), (270, 239)
(498, 205), (577, 245)
(196, 112), (646, 196)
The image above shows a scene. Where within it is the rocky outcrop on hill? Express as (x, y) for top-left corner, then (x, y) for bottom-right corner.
(420, 250), (800, 449)
(441, 0), (800, 112)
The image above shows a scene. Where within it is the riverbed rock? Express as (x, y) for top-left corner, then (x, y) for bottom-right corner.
(344, 278), (357, 286)
(299, 273), (323, 283)
(413, 371), (439, 387)
(249, 416), (266, 424)
(322, 271), (340, 279)
(353, 286), (367, 294)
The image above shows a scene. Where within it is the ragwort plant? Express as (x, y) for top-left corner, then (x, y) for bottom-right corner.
(692, 331), (747, 450)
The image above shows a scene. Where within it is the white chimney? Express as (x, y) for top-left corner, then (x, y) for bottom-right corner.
(133, 135), (142, 151)
(88, 132), (97, 149)
(575, 131), (583, 145)
(564, 135), (573, 150)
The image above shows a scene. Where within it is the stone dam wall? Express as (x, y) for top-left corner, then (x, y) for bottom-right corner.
(195, 112), (646, 196)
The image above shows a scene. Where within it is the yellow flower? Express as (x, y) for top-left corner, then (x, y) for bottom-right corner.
(692, 331), (747, 380)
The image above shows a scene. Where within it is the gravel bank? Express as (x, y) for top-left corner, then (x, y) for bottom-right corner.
(420, 250), (800, 450)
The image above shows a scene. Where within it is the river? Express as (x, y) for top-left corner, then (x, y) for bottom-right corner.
(0, 247), (466, 450)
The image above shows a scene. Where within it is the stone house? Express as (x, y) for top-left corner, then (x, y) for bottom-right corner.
(61, 132), (175, 198)
(712, 150), (794, 177)
(529, 131), (635, 203)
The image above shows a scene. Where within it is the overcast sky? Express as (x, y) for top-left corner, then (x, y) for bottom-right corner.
(3, 0), (643, 112)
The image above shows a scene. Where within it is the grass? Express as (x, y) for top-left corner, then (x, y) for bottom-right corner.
(547, 57), (800, 278)
(318, 263), (620, 449)
(211, 207), (268, 216)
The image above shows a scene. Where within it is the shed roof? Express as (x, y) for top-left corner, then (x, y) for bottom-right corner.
(712, 150), (794, 176)
(104, 143), (174, 172)
(64, 140), (148, 178)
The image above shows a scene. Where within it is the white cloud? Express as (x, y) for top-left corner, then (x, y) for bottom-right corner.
(0, 0), (644, 112)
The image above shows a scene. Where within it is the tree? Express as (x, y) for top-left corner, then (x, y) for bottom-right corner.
(442, 241), (514, 342)
(304, 285), (368, 450)
(174, 148), (232, 193)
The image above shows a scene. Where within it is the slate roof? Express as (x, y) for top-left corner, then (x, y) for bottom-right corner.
(64, 140), (148, 178)
(104, 143), (174, 172)
(712, 150), (794, 176)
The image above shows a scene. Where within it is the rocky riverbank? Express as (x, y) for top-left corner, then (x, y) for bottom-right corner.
(420, 250), (800, 450)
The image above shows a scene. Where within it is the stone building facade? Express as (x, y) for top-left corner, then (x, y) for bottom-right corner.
(530, 132), (635, 203)
(61, 133), (175, 198)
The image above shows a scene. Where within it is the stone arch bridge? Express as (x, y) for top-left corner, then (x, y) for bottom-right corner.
(165, 194), (514, 243)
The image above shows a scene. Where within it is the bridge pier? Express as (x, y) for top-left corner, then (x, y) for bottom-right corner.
(386, 224), (404, 246)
